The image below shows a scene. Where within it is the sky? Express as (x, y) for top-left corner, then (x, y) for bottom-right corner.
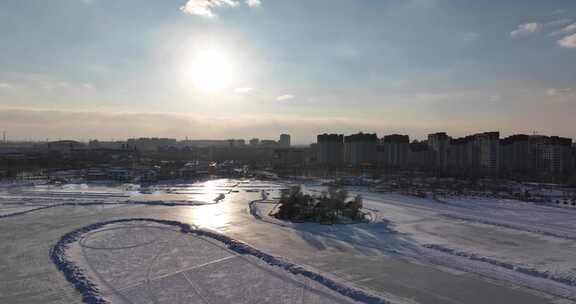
(0, 0), (575, 144)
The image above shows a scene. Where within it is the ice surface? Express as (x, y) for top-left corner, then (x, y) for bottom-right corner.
(1, 179), (574, 304)
(55, 219), (386, 304)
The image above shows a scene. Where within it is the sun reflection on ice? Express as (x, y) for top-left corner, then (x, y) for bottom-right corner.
(181, 179), (234, 230)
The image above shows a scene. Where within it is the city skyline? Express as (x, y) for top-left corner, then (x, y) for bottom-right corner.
(1, 0), (576, 143)
(1, 129), (574, 146)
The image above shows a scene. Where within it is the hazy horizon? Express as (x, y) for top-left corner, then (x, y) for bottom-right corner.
(1, 0), (575, 144)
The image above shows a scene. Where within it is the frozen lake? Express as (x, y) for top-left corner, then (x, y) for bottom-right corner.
(1, 179), (575, 303)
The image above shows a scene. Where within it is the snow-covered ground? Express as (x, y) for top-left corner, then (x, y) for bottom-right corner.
(56, 219), (392, 304)
(1, 179), (575, 304)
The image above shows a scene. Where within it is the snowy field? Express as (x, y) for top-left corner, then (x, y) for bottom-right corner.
(57, 219), (379, 304)
(1, 179), (576, 303)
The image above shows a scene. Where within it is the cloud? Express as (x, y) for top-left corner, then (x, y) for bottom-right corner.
(546, 88), (575, 104)
(510, 19), (576, 48)
(234, 87), (254, 94)
(561, 23), (576, 33)
(180, 0), (260, 18)
(547, 88), (573, 96)
(546, 18), (573, 27)
(488, 95), (501, 103)
(0, 82), (14, 89)
(180, 0), (239, 18)
(550, 22), (576, 36)
(510, 22), (543, 37)
(276, 94), (295, 101)
(42, 81), (71, 90)
(558, 33), (576, 48)
(246, 0), (261, 8)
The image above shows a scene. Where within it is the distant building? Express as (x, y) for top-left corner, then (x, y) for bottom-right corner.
(445, 132), (500, 173)
(226, 139), (245, 148)
(46, 140), (84, 152)
(377, 134), (409, 168)
(344, 132), (378, 167)
(126, 138), (178, 151)
(501, 134), (572, 175)
(273, 148), (307, 167)
(180, 140), (229, 148)
(210, 146), (274, 162)
(448, 136), (472, 171)
(537, 136), (572, 174)
(309, 143), (319, 163)
(317, 134), (344, 166)
(279, 134), (291, 148)
(500, 134), (532, 174)
(572, 144), (576, 173)
(260, 140), (278, 147)
(475, 132), (500, 171)
(428, 133), (451, 170)
(408, 140), (433, 169)
(249, 138), (260, 146)
(88, 140), (126, 150)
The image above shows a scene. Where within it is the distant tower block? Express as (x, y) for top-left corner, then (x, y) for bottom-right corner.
(279, 134), (291, 147)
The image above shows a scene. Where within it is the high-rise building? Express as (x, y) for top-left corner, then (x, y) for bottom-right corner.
(344, 132), (378, 167)
(543, 136), (572, 174)
(377, 134), (409, 168)
(500, 134), (532, 174)
(445, 132), (500, 173)
(317, 133), (344, 166)
(572, 144), (576, 174)
(279, 134), (291, 147)
(408, 140), (433, 169)
(500, 134), (572, 175)
(428, 132), (451, 170)
(448, 136), (472, 171)
(475, 132), (500, 171)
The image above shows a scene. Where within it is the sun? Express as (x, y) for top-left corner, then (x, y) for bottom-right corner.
(184, 46), (238, 93)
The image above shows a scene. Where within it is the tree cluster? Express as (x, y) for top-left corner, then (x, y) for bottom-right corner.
(275, 186), (365, 224)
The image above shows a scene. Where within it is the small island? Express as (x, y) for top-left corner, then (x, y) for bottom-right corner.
(274, 186), (368, 224)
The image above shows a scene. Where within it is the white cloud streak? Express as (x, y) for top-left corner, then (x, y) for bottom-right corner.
(276, 94), (295, 101)
(234, 87), (254, 94)
(0, 82), (14, 89)
(246, 0), (261, 8)
(547, 88), (574, 96)
(558, 33), (576, 48)
(550, 22), (576, 36)
(181, 0), (239, 18)
(561, 23), (576, 33)
(488, 94), (501, 103)
(546, 18), (573, 27)
(510, 22), (543, 37)
(180, 0), (260, 18)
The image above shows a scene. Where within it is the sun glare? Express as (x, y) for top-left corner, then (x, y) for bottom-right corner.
(184, 46), (238, 93)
